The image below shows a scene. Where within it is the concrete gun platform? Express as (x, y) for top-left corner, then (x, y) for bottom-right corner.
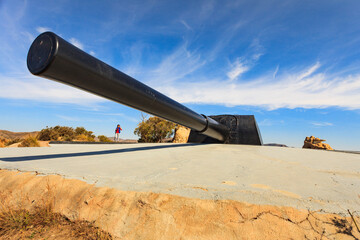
(0, 143), (359, 214)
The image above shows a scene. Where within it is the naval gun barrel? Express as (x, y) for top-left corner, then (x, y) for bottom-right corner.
(27, 32), (229, 142)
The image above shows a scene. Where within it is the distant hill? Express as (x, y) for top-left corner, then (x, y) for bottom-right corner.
(0, 130), (39, 140)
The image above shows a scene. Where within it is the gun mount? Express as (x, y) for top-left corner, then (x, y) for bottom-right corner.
(27, 32), (262, 145)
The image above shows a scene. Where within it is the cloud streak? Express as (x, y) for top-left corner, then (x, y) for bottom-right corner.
(227, 59), (249, 80)
(147, 43), (206, 85)
(180, 20), (192, 31)
(0, 74), (105, 106)
(36, 26), (51, 33)
(311, 122), (333, 127)
(69, 38), (84, 50)
(259, 119), (284, 126)
(155, 62), (360, 110)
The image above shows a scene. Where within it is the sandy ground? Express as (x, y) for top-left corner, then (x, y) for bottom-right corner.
(0, 169), (359, 240)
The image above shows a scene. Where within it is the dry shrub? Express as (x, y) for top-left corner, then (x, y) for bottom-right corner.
(19, 136), (40, 147)
(5, 138), (21, 147)
(75, 127), (95, 142)
(37, 126), (75, 141)
(76, 134), (95, 142)
(0, 182), (113, 240)
(0, 207), (56, 232)
(75, 134), (89, 141)
(0, 206), (113, 239)
(98, 135), (112, 142)
(38, 126), (96, 142)
(87, 136), (95, 142)
(0, 138), (6, 148)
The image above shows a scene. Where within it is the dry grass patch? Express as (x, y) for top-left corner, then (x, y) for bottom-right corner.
(18, 135), (40, 147)
(0, 171), (114, 239)
(98, 135), (113, 142)
(0, 204), (113, 240)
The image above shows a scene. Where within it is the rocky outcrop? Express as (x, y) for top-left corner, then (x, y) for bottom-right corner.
(172, 126), (191, 143)
(303, 136), (333, 150)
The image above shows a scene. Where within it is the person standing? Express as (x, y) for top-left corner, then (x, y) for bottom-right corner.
(115, 124), (122, 142)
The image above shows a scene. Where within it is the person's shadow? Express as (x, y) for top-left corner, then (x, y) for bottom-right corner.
(0, 143), (200, 162)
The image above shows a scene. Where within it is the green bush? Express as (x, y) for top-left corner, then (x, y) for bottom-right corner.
(134, 116), (175, 143)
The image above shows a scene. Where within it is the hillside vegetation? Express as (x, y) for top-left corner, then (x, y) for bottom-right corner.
(1, 126), (113, 147)
(38, 126), (96, 142)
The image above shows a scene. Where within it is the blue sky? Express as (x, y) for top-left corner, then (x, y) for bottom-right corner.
(1, 0), (360, 150)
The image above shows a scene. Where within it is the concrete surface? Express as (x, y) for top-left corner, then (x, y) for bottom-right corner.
(0, 143), (359, 214)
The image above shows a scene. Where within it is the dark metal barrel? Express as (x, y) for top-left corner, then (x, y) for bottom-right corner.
(27, 32), (229, 142)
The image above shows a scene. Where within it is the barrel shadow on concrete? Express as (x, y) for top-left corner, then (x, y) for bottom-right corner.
(0, 144), (200, 162)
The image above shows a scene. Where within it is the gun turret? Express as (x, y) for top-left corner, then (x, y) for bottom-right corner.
(27, 32), (262, 145)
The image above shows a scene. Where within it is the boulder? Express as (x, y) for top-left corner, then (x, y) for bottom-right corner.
(173, 126), (191, 143)
(303, 136), (333, 150)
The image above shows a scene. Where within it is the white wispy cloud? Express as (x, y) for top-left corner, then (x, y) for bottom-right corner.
(148, 43), (205, 84)
(249, 39), (265, 60)
(259, 119), (284, 126)
(69, 38), (84, 50)
(180, 20), (192, 31)
(207, 20), (247, 61)
(89, 51), (96, 56)
(297, 62), (321, 80)
(99, 113), (139, 123)
(311, 122), (333, 127)
(273, 65), (279, 79)
(56, 115), (80, 121)
(36, 26), (51, 33)
(154, 62), (360, 110)
(227, 59), (249, 80)
(226, 39), (264, 81)
(0, 74), (105, 106)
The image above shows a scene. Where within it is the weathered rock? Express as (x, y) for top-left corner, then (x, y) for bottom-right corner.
(303, 136), (333, 150)
(172, 126), (190, 143)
